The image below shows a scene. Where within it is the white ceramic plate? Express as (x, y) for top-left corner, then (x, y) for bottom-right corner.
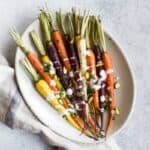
(15, 19), (135, 144)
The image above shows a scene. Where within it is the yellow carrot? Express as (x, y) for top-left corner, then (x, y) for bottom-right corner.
(21, 57), (80, 130)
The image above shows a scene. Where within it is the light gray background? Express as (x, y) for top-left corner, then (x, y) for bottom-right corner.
(0, 0), (149, 150)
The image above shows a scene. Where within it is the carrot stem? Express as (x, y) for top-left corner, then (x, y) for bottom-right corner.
(81, 11), (90, 38)
(21, 58), (39, 82)
(67, 13), (75, 43)
(10, 29), (29, 54)
(39, 12), (51, 43)
(96, 17), (106, 51)
(56, 9), (67, 35)
(72, 7), (81, 36)
(30, 30), (46, 56)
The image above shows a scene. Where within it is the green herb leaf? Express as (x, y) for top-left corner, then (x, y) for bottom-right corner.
(44, 63), (51, 72)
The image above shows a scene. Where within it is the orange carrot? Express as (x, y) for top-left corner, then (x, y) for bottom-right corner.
(102, 51), (115, 133)
(52, 31), (71, 72)
(27, 53), (58, 91)
(10, 30), (57, 92)
(86, 49), (99, 110)
(87, 115), (98, 131)
(95, 16), (116, 134)
(73, 116), (95, 138)
(102, 52), (114, 103)
(86, 49), (101, 134)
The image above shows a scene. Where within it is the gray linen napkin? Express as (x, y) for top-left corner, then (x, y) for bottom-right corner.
(0, 55), (120, 150)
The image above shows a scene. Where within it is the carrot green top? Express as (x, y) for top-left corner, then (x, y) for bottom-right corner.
(30, 30), (46, 56)
(56, 9), (67, 35)
(21, 57), (39, 82)
(96, 17), (106, 51)
(39, 12), (52, 43)
(10, 29), (29, 54)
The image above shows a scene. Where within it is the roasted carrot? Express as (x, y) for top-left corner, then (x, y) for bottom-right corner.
(73, 116), (98, 139)
(52, 31), (71, 72)
(102, 52), (115, 133)
(91, 17), (107, 136)
(86, 50), (99, 109)
(86, 49), (100, 131)
(44, 9), (71, 72)
(56, 11), (79, 72)
(96, 17), (116, 134)
(10, 30), (57, 91)
(85, 20), (101, 133)
(56, 11), (83, 91)
(27, 53), (55, 87)
(39, 12), (70, 90)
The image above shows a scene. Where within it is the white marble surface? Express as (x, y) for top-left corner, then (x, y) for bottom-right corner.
(0, 0), (149, 149)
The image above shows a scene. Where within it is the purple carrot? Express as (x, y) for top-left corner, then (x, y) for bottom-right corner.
(91, 17), (107, 137)
(39, 11), (70, 90)
(46, 43), (70, 89)
(56, 11), (83, 89)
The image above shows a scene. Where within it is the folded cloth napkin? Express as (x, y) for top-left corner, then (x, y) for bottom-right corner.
(0, 54), (121, 150)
